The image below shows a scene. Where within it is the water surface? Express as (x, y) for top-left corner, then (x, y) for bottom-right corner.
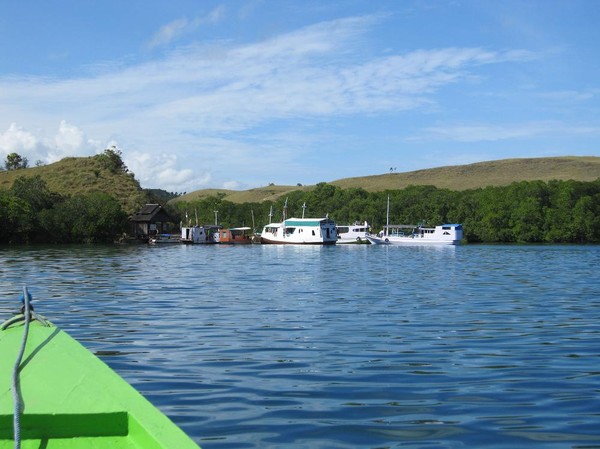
(1, 244), (599, 448)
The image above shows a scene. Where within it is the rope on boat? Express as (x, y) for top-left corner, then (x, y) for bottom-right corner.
(11, 286), (32, 449)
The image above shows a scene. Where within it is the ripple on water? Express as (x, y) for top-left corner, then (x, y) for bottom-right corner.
(1, 244), (600, 448)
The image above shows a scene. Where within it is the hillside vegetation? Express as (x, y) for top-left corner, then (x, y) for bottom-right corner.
(0, 155), (150, 214)
(173, 156), (600, 204)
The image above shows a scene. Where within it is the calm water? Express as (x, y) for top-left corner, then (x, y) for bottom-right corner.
(1, 244), (599, 448)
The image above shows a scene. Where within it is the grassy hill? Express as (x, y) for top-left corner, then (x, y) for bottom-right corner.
(173, 185), (312, 204)
(3, 155), (598, 209)
(0, 156), (150, 214)
(173, 156), (600, 204)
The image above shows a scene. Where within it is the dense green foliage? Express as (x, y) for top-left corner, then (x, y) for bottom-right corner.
(0, 175), (129, 244)
(2, 174), (599, 244)
(168, 179), (600, 244)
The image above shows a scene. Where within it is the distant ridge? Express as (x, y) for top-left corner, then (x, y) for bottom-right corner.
(173, 156), (600, 204)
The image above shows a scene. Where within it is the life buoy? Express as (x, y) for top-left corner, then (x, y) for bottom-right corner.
(356, 237), (362, 242)
(384, 238), (389, 243)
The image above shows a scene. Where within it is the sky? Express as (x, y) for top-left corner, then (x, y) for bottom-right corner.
(1, 1), (599, 193)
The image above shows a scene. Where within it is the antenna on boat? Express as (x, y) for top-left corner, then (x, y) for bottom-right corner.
(214, 210), (218, 226)
(302, 202), (306, 219)
(283, 197), (288, 222)
(268, 205), (273, 223)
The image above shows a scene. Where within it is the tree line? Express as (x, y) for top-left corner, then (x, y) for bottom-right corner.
(168, 179), (600, 244)
(0, 175), (129, 244)
(2, 175), (599, 244)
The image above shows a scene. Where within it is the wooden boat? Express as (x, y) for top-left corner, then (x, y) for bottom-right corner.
(218, 227), (253, 244)
(0, 290), (200, 449)
(149, 233), (181, 244)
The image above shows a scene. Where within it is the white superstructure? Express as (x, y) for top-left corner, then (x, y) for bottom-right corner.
(366, 224), (463, 245)
(260, 218), (337, 244)
(336, 221), (371, 244)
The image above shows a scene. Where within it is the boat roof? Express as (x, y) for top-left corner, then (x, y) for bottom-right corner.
(284, 217), (335, 226)
(228, 227), (252, 231)
(384, 223), (461, 229)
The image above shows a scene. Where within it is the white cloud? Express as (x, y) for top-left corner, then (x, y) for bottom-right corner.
(0, 14), (538, 190)
(0, 121), (102, 165)
(125, 151), (206, 192)
(0, 123), (38, 155)
(146, 6), (226, 49)
(420, 121), (600, 142)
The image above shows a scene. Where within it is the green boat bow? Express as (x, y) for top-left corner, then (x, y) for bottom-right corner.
(1, 300), (201, 449)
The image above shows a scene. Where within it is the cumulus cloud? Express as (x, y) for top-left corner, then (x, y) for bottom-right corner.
(0, 121), (102, 165)
(125, 151), (207, 193)
(0, 123), (38, 155)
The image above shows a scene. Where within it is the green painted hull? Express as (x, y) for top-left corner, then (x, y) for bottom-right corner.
(0, 318), (201, 449)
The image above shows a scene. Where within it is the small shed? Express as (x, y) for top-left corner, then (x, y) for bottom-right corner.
(130, 204), (172, 240)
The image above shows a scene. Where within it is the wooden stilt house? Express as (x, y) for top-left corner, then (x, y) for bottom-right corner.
(130, 204), (172, 241)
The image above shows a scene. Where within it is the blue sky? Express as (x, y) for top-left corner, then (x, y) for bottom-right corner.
(1, 1), (599, 192)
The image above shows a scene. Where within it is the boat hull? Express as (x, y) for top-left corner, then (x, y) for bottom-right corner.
(0, 319), (199, 449)
(368, 224), (463, 246)
(366, 235), (460, 245)
(260, 237), (336, 245)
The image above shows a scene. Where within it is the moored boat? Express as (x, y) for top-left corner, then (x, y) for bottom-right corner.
(0, 288), (200, 449)
(366, 223), (463, 245)
(367, 195), (463, 245)
(149, 233), (181, 244)
(260, 218), (337, 244)
(181, 225), (220, 244)
(218, 227), (253, 244)
(336, 221), (371, 244)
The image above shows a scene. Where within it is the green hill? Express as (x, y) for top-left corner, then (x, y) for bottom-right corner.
(172, 156), (600, 204)
(3, 155), (598, 210)
(0, 156), (150, 214)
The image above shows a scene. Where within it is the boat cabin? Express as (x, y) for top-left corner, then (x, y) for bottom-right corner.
(219, 227), (253, 244)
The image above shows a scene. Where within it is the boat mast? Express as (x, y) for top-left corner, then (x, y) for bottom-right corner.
(386, 194), (390, 237)
(302, 202), (306, 219)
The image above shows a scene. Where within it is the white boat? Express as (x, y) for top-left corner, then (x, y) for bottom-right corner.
(336, 221), (371, 244)
(366, 195), (463, 245)
(366, 223), (463, 245)
(260, 218), (338, 244)
(180, 225), (220, 244)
